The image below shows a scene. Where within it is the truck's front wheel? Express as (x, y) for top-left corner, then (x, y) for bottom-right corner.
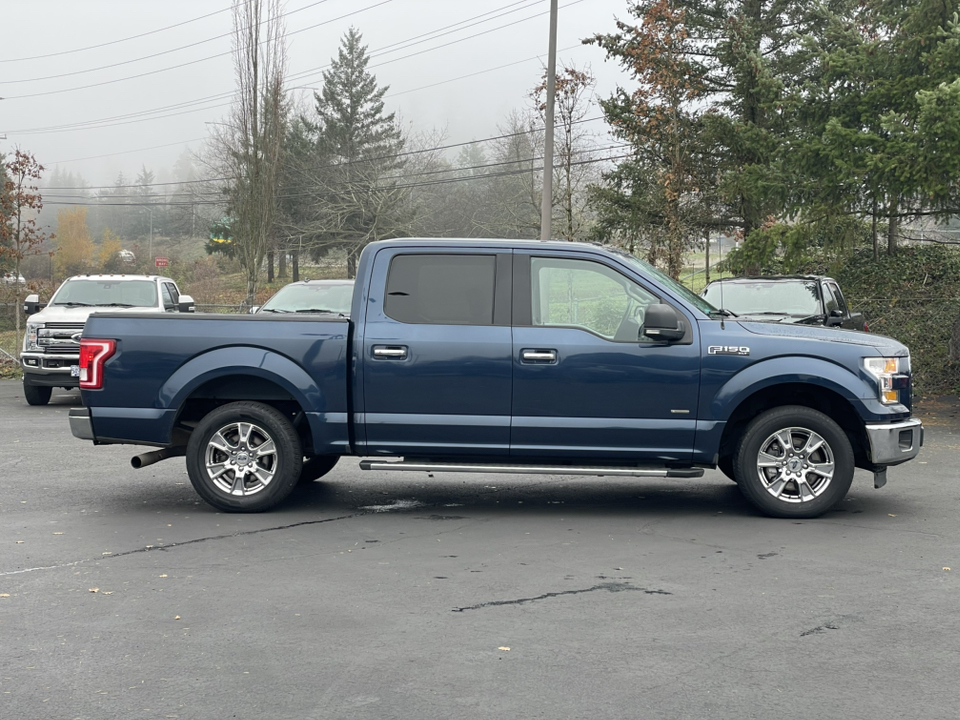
(24, 382), (52, 406)
(301, 455), (339, 483)
(186, 402), (302, 513)
(734, 406), (854, 519)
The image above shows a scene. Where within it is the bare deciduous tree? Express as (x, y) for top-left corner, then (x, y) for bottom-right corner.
(533, 64), (600, 242)
(1, 150), (52, 347)
(210, 0), (288, 305)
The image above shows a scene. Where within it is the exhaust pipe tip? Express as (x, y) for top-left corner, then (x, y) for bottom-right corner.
(131, 447), (185, 469)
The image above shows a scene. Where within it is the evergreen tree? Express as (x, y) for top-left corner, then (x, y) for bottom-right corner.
(133, 166), (157, 240)
(587, 0), (847, 272)
(301, 27), (410, 277)
(789, 0), (960, 256)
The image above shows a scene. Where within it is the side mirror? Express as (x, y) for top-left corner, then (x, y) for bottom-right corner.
(826, 309), (843, 326)
(249, 306), (260, 314)
(23, 293), (43, 316)
(643, 304), (685, 342)
(178, 294), (196, 313)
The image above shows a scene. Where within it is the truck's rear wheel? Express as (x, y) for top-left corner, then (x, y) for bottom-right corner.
(186, 402), (302, 512)
(24, 382), (52, 406)
(734, 406), (854, 519)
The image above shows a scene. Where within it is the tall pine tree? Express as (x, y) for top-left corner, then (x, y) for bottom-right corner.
(302, 27), (409, 276)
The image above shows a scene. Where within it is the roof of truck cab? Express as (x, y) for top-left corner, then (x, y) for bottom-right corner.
(368, 237), (615, 253)
(65, 274), (176, 283)
(705, 275), (837, 284)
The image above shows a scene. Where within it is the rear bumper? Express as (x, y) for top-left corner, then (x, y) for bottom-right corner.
(69, 408), (94, 441)
(864, 418), (923, 466)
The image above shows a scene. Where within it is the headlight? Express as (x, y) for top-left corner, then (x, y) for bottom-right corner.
(863, 356), (910, 405)
(24, 323), (42, 351)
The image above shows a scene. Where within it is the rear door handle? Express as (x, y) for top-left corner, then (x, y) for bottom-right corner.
(373, 345), (408, 360)
(520, 349), (557, 364)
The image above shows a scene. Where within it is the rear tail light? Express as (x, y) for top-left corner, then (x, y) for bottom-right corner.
(79, 339), (116, 390)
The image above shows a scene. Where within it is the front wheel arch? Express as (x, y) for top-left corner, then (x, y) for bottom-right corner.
(718, 383), (869, 471)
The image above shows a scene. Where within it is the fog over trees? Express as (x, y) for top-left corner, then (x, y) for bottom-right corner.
(6, 0), (960, 286)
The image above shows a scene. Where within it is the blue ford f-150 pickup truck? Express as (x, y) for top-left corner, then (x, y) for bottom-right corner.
(69, 238), (923, 518)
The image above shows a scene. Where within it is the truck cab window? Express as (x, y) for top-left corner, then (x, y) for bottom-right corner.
(384, 254), (496, 325)
(821, 283), (839, 314)
(161, 283), (176, 311)
(530, 257), (659, 342)
(827, 282), (847, 314)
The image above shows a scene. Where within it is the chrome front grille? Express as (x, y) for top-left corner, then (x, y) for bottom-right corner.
(39, 323), (84, 355)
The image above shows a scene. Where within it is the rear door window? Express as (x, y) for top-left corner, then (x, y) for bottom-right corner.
(384, 254), (497, 325)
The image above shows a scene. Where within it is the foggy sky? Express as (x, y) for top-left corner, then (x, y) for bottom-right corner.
(0, 0), (631, 194)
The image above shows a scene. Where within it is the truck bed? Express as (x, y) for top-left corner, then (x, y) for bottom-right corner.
(82, 312), (351, 447)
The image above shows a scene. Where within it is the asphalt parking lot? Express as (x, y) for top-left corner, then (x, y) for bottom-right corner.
(2, 379), (959, 720)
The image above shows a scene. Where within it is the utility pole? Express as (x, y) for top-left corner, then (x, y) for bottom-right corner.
(148, 206), (154, 265)
(539, 0), (558, 242)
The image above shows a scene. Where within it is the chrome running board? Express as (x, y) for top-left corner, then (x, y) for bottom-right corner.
(358, 460), (703, 479)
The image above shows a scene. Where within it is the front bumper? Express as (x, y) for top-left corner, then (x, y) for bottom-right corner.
(864, 418), (923, 466)
(21, 352), (79, 386)
(69, 408), (94, 441)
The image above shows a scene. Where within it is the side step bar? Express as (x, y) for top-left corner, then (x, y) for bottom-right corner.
(359, 460), (704, 479)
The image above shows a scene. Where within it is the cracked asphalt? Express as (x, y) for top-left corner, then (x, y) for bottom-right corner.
(1, 379), (959, 720)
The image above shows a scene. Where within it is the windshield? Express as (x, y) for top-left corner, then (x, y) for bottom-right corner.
(50, 279), (158, 308)
(611, 250), (718, 315)
(260, 282), (354, 314)
(702, 280), (821, 316)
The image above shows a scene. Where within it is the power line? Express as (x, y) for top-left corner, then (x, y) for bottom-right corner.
(283, 0), (581, 90)
(39, 142), (628, 204)
(0, 6), (230, 63)
(0, 0), (393, 101)
(4, 1), (551, 136)
(46, 137), (209, 166)
(0, 0), (335, 85)
(41, 115), (608, 191)
(5, 39), (587, 139)
(40, 150), (630, 207)
(0, 0), (568, 108)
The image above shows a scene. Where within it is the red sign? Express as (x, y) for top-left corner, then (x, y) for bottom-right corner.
(155, 257), (170, 268)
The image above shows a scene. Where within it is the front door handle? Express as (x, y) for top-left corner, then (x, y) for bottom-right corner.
(520, 349), (558, 364)
(373, 345), (408, 360)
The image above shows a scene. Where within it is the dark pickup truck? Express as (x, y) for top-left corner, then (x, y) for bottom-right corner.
(70, 239), (922, 518)
(702, 276), (868, 331)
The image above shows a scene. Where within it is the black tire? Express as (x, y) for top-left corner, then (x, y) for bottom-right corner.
(733, 405), (854, 519)
(24, 382), (52, 406)
(717, 455), (737, 483)
(300, 454), (340, 483)
(186, 401), (302, 513)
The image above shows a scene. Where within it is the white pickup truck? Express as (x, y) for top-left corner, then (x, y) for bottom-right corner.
(21, 274), (194, 405)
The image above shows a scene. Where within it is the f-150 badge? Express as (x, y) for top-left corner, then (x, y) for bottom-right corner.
(708, 346), (750, 356)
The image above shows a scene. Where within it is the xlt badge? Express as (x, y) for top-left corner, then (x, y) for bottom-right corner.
(708, 345), (750, 356)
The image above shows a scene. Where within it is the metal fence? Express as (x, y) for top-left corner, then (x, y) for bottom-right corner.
(194, 304), (249, 314)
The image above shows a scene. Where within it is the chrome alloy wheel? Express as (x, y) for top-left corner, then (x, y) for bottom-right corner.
(203, 421), (278, 496)
(755, 426), (835, 504)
